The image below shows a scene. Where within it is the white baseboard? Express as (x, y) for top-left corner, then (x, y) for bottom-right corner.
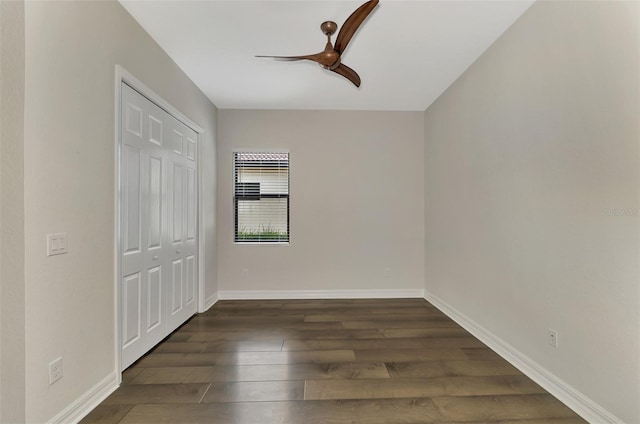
(424, 290), (622, 424)
(202, 292), (219, 311)
(48, 371), (119, 424)
(218, 289), (425, 300)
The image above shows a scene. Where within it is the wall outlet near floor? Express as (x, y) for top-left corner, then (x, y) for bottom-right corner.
(548, 329), (558, 348)
(242, 268), (249, 278)
(384, 267), (392, 277)
(49, 357), (63, 385)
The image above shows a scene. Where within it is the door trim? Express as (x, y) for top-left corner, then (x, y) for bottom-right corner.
(114, 65), (204, 375)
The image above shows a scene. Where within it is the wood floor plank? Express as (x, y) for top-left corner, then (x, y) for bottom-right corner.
(201, 380), (305, 402)
(118, 398), (443, 424)
(101, 383), (210, 405)
(373, 328), (469, 338)
(305, 311), (448, 322)
(386, 360), (522, 378)
(201, 339), (284, 352)
(182, 329), (285, 341)
(151, 341), (208, 353)
(286, 397), (444, 424)
(215, 306), (434, 317)
(188, 327), (466, 342)
(342, 318), (461, 329)
(132, 363), (390, 384)
(355, 347), (469, 362)
(444, 419), (588, 424)
(163, 332), (193, 343)
(137, 349), (356, 367)
(279, 327), (470, 340)
(189, 327), (467, 342)
(197, 314), (306, 323)
(284, 336), (485, 351)
(183, 320), (343, 332)
(304, 375), (545, 400)
(462, 347), (506, 361)
(121, 366), (144, 384)
(431, 394), (585, 421)
(79, 404), (133, 424)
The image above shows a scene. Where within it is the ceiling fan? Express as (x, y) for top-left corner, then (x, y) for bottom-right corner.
(257, 0), (379, 87)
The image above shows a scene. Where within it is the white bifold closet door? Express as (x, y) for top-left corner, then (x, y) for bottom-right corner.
(120, 83), (198, 370)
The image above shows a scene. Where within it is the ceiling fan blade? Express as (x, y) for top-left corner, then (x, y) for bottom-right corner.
(256, 52), (326, 65)
(331, 63), (361, 87)
(334, 0), (379, 55)
(255, 55), (309, 61)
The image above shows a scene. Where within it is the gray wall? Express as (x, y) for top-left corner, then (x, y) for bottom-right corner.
(423, 1), (639, 422)
(217, 110), (424, 295)
(0, 1), (26, 422)
(0, 1), (219, 421)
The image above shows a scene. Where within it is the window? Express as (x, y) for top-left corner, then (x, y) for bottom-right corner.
(234, 152), (289, 243)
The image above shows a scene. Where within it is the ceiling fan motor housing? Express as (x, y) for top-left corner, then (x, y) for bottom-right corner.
(321, 21), (338, 36)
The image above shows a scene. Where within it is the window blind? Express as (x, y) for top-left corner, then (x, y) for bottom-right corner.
(234, 152), (289, 243)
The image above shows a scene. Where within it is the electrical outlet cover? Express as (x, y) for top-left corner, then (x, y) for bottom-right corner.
(548, 329), (558, 348)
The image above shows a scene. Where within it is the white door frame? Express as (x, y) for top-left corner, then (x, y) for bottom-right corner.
(114, 65), (206, 377)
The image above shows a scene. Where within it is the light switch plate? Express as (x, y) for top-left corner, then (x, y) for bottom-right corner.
(47, 233), (68, 256)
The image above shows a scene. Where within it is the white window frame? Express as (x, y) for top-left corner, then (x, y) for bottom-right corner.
(233, 151), (290, 245)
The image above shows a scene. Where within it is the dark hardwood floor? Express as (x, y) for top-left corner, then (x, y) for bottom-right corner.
(81, 298), (586, 423)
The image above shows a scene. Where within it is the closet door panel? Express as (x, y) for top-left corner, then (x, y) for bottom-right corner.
(120, 82), (198, 369)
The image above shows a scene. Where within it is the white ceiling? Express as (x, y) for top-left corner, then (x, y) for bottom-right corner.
(120, 0), (533, 111)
